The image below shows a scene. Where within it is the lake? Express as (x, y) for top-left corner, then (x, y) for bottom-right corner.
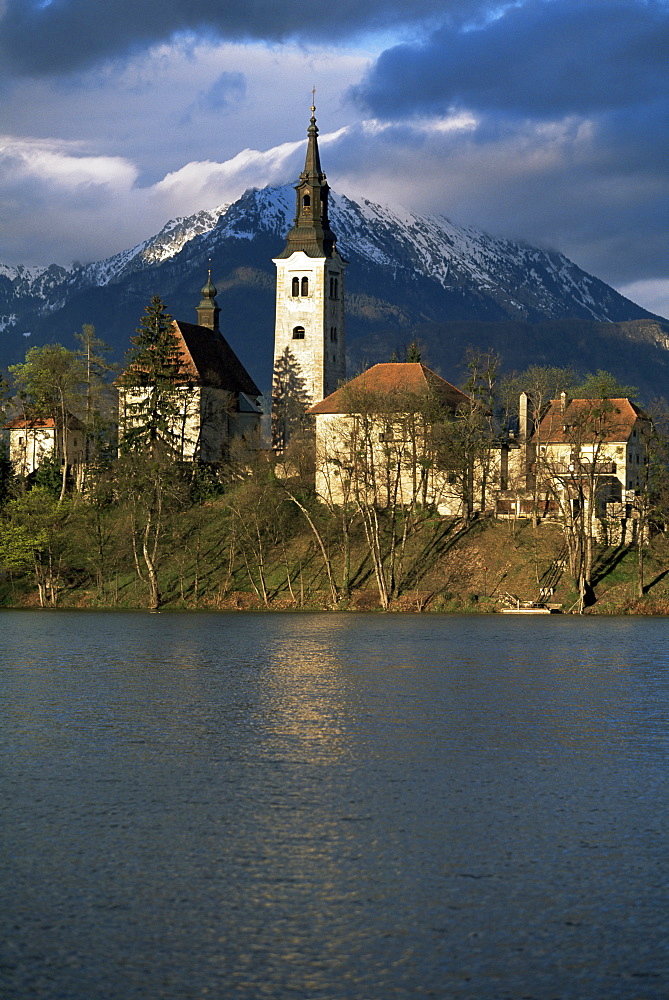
(1, 611), (667, 999)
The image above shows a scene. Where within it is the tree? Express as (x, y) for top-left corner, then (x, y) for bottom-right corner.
(632, 404), (669, 598)
(9, 344), (85, 502)
(116, 455), (190, 609)
(405, 340), (422, 363)
(321, 380), (457, 608)
(445, 348), (500, 520)
(536, 394), (638, 612)
(74, 324), (116, 476)
(271, 347), (312, 452)
(499, 365), (577, 524)
(0, 489), (73, 606)
(119, 296), (186, 458)
(571, 370), (638, 401)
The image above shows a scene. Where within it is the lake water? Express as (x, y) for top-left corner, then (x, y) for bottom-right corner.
(1, 611), (667, 1000)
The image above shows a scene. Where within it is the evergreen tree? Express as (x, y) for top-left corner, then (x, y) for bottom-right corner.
(119, 296), (185, 458)
(271, 347), (312, 452)
(405, 340), (422, 363)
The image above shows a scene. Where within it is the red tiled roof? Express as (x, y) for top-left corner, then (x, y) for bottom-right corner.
(308, 363), (471, 414)
(535, 397), (649, 444)
(4, 414), (85, 431)
(5, 416), (56, 429)
(172, 322), (260, 397)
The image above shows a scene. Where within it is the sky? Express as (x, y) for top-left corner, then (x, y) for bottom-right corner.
(0, 0), (667, 318)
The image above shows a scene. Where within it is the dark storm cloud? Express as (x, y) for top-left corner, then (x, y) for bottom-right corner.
(0, 0), (486, 76)
(353, 0), (669, 119)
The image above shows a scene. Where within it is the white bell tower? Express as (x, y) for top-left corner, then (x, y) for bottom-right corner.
(272, 100), (346, 447)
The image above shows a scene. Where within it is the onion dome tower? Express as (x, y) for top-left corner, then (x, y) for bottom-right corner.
(196, 266), (221, 332)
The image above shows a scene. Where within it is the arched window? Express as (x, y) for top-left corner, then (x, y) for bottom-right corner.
(329, 276), (339, 299)
(302, 194), (310, 210)
(291, 277), (299, 297)
(330, 326), (337, 342)
(301, 276), (309, 296)
(292, 326), (305, 340)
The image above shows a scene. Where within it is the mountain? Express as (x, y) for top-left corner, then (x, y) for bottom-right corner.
(1, 185), (667, 397)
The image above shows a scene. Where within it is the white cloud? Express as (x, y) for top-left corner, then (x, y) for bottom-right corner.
(0, 135), (137, 192)
(152, 139), (307, 217)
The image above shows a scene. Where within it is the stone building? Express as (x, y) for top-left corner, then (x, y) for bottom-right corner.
(118, 274), (262, 461)
(272, 102), (347, 447)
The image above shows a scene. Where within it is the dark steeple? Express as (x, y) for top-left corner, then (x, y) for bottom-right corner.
(196, 264), (220, 331)
(275, 97), (338, 259)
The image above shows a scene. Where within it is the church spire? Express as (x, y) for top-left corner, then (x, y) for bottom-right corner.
(196, 262), (220, 331)
(275, 96), (338, 259)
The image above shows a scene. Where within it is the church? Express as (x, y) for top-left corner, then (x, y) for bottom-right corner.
(118, 272), (262, 461)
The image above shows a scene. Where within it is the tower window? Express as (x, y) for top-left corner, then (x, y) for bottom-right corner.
(292, 326), (305, 340)
(330, 326), (337, 342)
(301, 276), (309, 296)
(302, 194), (311, 210)
(329, 276), (339, 298)
(291, 277), (299, 297)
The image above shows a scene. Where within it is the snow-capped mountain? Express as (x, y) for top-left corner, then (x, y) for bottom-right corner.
(1, 185), (666, 393)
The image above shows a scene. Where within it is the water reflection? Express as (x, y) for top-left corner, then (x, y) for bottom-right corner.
(0, 611), (667, 1000)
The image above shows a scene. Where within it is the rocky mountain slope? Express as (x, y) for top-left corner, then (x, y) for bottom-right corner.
(1, 185), (666, 396)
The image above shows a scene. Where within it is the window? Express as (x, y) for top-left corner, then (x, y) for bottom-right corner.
(330, 326), (337, 342)
(301, 276), (309, 296)
(329, 275), (339, 298)
(302, 194), (310, 210)
(291, 277), (299, 297)
(292, 326), (305, 340)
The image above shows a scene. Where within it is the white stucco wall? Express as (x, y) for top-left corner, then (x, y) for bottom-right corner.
(272, 250), (347, 407)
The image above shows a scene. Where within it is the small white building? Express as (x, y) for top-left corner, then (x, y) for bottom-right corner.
(5, 415), (85, 477)
(497, 393), (652, 529)
(308, 362), (474, 516)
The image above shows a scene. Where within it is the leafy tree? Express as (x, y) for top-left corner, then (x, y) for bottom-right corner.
(33, 453), (63, 497)
(0, 488), (73, 606)
(9, 344), (85, 501)
(571, 370), (638, 401)
(119, 296), (186, 458)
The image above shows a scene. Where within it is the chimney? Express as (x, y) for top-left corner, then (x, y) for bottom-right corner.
(519, 391), (531, 442)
